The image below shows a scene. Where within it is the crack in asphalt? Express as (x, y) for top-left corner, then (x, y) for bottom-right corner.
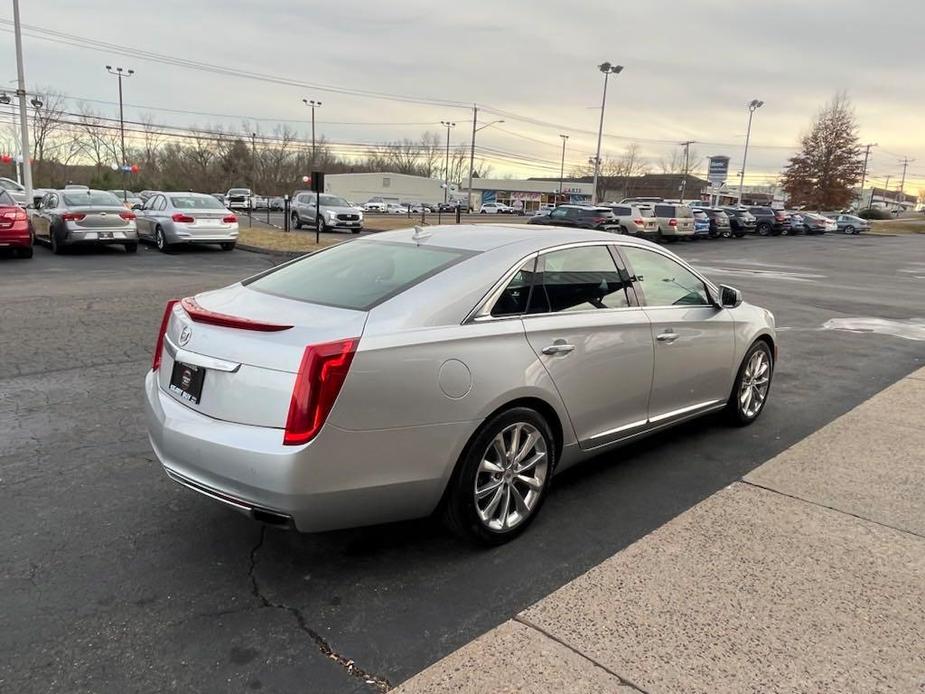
(248, 526), (392, 692)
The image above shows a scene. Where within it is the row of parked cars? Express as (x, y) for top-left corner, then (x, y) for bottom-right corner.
(526, 198), (871, 241)
(0, 186), (242, 259)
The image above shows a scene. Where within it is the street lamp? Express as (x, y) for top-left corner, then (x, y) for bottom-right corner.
(106, 65), (135, 202)
(592, 62), (623, 205)
(736, 98), (763, 206)
(441, 120), (456, 204)
(465, 108), (503, 213)
(558, 134), (569, 198)
(302, 98), (322, 161)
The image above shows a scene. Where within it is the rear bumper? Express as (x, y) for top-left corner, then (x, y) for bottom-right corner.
(660, 227), (694, 236)
(63, 229), (138, 245)
(0, 230), (31, 248)
(143, 370), (470, 532)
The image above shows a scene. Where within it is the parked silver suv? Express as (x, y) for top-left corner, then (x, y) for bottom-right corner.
(290, 191), (364, 233)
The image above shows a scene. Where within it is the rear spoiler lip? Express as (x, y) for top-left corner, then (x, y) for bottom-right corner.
(180, 296), (293, 332)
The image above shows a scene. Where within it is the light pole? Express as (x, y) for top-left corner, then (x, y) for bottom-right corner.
(441, 120), (456, 204)
(12, 0), (33, 203)
(466, 106), (503, 213)
(736, 99), (763, 206)
(558, 134), (569, 199)
(106, 65), (134, 202)
(592, 62), (623, 205)
(302, 98), (322, 162)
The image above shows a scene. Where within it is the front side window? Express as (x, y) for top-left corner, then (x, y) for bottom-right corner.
(548, 208), (568, 220)
(528, 245), (630, 314)
(622, 247), (711, 307)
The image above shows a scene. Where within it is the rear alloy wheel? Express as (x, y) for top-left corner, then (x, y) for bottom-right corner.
(756, 223), (772, 237)
(444, 408), (553, 545)
(50, 229), (63, 254)
(291, 212), (302, 230)
(726, 341), (773, 426)
(844, 225), (855, 234)
(155, 228), (171, 254)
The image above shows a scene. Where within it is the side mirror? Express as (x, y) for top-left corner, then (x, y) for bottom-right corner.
(720, 284), (743, 308)
(132, 204), (143, 211)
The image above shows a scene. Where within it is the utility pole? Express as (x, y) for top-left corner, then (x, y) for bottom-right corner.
(592, 62), (623, 205)
(251, 132), (257, 202)
(737, 99), (764, 206)
(679, 140), (696, 202)
(12, 0), (33, 203)
(558, 134), (569, 199)
(858, 143), (877, 210)
(106, 65), (135, 202)
(467, 105), (477, 214)
(440, 120), (455, 204)
(898, 157), (914, 212)
(302, 99), (322, 162)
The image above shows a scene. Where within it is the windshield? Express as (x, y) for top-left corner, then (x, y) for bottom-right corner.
(62, 191), (123, 207)
(319, 195), (350, 207)
(244, 240), (475, 311)
(228, 189), (251, 195)
(170, 194), (225, 210)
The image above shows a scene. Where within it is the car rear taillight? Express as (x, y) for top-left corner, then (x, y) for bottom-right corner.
(222, 214), (237, 223)
(0, 209), (25, 226)
(119, 211), (136, 220)
(61, 212), (86, 222)
(668, 218), (678, 226)
(152, 299), (179, 371)
(180, 296), (293, 332)
(633, 218), (644, 225)
(284, 338), (359, 446)
(172, 213), (195, 223)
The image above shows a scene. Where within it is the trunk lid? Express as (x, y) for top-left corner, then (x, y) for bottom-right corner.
(156, 284), (367, 427)
(70, 206), (132, 228)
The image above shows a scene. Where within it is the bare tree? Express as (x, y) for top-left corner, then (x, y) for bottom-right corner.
(658, 144), (699, 174)
(30, 89), (67, 183)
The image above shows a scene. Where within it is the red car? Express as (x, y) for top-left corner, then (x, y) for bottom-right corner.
(0, 190), (32, 258)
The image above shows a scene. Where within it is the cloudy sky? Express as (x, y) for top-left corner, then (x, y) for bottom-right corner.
(2, 0), (923, 192)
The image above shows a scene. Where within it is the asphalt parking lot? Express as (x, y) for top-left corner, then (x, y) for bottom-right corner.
(2, 232), (923, 692)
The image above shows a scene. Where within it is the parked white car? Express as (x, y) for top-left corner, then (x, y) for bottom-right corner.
(363, 200), (388, 212)
(479, 202), (513, 214)
(532, 204), (556, 218)
(386, 203), (410, 215)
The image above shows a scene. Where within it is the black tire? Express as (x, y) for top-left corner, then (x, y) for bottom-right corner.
(18, 246), (33, 259)
(619, 225), (629, 235)
(124, 242), (138, 253)
(291, 212), (302, 230)
(155, 227), (172, 254)
(756, 222), (772, 237)
(843, 225), (855, 234)
(480, 210), (487, 214)
(351, 228), (361, 234)
(220, 242), (236, 251)
(725, 340), (774, 426)
(50, 228), (64, 255)
(443, 407), (555, 545)
(734, 232), (746, 238)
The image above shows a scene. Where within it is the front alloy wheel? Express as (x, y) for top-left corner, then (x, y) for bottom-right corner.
(444, 408), (553, 544)
(727, 341), (773, 425)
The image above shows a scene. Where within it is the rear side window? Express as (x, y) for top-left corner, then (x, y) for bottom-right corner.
(491, 257), (538, 317)
(528, 246), (630, 314)
(245, 240), (475, 311)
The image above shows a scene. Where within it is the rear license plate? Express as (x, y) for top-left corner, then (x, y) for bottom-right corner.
(99, 231), (114, 239)
(169, 361), (205, 405)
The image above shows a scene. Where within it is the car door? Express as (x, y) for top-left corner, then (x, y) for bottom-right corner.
(30, 194), (48, 239)
(520, 243), (654, 449)
(544, 207), (569, 227)
(135, 196), (153, 238)
(38, 193), (57, 240)
(620, 245), (735, 422)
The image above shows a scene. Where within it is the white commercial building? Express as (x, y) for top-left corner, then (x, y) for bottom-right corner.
(466, 178), (593, 212)
(321, 172), (456, 206)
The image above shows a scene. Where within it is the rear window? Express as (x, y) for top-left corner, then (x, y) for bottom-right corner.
(749, 207), (771, 214)
(693, 210), (708, 219)
(228, 189), (250, 195)
(170, 195), (224, 210)
(244, 240), (476, 311)
(611, 206), (631, 215)
(654, 204), (673, 216)
(62, 191), (122, 207)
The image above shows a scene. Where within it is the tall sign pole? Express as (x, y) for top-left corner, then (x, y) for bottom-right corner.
(12, 0), (32, 203)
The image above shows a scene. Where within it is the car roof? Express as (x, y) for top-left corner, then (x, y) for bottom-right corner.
(354, 223), (657, 253)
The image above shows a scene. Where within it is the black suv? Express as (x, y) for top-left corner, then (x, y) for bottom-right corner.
(528, 205), (619, 231)
(747, 206), (791, 236)
(697, 207), (733, 238)
(721, 207), (757, 236)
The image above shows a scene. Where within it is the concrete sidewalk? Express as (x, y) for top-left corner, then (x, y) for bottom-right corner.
(396, 368), (925, 693)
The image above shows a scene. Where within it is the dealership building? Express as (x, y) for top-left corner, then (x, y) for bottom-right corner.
(465, 178), (593, 211)
(322, 172), (457, 205)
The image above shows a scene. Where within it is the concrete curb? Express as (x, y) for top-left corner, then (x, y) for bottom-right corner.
(234, 243), (306, 260)
(395, 366), (925, 693)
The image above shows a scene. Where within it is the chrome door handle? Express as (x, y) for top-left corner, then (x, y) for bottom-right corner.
(542, 343), (575, 355)
(656, 331), (680, 343)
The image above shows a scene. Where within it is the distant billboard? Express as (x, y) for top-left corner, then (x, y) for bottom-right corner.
(708, 156), (730, 185)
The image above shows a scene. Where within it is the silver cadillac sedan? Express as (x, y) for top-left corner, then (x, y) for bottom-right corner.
(145, 225), (775, 544)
